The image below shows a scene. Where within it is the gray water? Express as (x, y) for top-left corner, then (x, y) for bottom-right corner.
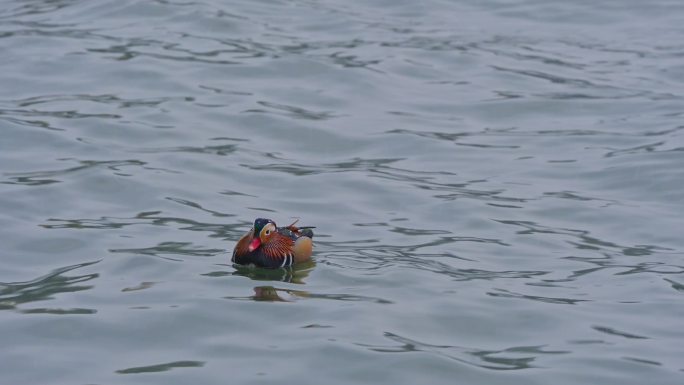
(2, 0), (684, 384)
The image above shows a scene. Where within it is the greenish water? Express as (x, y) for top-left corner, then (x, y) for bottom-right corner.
(2, 1), (683, 384)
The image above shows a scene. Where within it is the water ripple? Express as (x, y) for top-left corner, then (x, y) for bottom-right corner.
(2, 159), (153, 186)
(358, 332), (569, 371)
(116, 360), (204, 374)
(487, 288), (589, 305)
(321, 241), (545, 283)
(244, 100), (338, 120)
(110, 242), (223, 259)
(43, 209), (238, 236)
(0, 260), (99, 314)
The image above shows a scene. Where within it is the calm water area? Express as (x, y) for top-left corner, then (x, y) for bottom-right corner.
(1, 0), (683, 384)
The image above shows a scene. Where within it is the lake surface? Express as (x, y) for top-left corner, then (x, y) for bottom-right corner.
(2, 0), (683, 384)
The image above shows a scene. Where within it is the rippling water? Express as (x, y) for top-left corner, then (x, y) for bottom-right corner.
(2, 0), (684, 384)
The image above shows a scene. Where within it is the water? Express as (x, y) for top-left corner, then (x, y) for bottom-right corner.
(2, 0), (683, 383)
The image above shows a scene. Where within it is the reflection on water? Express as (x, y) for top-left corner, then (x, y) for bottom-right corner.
(206, 261), (316, 284)
(224, 285), (393, 304)
(248, 286), (304, 302)
(217, 261), (396, 303)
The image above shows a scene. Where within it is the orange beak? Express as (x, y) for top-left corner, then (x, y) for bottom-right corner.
(248, 237), (261, 252)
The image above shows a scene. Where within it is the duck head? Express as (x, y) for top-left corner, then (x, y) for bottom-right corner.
(248, 218), (277, 252)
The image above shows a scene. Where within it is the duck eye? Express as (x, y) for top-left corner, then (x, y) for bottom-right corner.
(265, 229), (271, 235)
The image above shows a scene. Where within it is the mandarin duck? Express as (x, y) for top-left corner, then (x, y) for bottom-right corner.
(232, 218), (314, 268)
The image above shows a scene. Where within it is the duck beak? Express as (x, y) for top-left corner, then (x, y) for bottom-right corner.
(248, 237), (261, 252)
